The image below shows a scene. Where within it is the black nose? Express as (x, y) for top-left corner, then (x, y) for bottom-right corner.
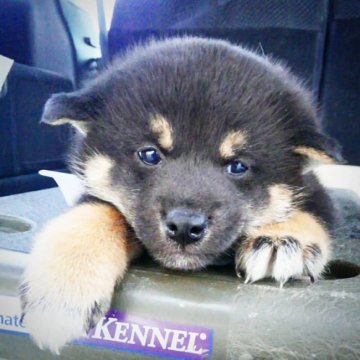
(165, 209), (207, 246)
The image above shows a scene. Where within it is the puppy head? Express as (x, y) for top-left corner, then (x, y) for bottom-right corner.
(42, 38), (340, 270)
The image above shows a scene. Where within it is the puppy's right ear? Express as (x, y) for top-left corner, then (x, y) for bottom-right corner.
(41, 91), (99, 134)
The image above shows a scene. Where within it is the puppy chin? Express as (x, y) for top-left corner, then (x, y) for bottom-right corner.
(153, 252), (211, 271)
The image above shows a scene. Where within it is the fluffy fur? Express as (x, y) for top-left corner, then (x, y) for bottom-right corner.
(21, 37), (340, 352)
(20, 202), (141, 353)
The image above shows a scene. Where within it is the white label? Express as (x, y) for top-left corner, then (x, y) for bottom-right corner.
(0, 55), (14, 91)
(0, 295), (28, 335)
(39, 170), (84, 206)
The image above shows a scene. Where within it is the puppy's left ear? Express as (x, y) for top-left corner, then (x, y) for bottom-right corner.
(41, 90), (100, 134)
(293, 128), (343, 166)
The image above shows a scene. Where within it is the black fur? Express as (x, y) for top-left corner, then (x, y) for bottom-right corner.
(42, 37), (338, 270)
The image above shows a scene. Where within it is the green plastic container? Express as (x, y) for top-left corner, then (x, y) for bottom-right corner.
(0, 186), (359, 360)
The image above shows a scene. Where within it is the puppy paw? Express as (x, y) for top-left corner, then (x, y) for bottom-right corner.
(20, 282), (110, 354)
(236, 211), (331, 287)
(19, 203), (132, 353)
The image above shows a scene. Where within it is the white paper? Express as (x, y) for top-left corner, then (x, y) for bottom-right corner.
(314, 164), (360, 199)
(0, 55), (14, 91)
(39, 170), (84, 206)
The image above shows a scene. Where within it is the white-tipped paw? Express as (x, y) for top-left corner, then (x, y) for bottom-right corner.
(19, 282), (110, 354)
(236, 236), (327, 287)
(18, 203), (131, 353)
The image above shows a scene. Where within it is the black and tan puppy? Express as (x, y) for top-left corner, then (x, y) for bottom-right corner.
(20, 37), (340, 352)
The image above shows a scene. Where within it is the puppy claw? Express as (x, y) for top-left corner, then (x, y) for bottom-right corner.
(236, 235), (328, 287)
(236, 267), (245, 278)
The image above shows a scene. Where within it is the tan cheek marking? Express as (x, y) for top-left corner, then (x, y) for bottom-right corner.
(268, 184), (296, 220)
(26, 203), (141, 304)
(85, 154), (114, 194)
(150, 114), (174, 151)
(249, 184), (296, 227)
(247, 211), (331, 260)
(294, 146), (336, 165)
(84, 154), (136, 225)
(219, 131), (247, 159)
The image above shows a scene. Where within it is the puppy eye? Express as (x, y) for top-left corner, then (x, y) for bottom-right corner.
(138, 147), (161, 165)
(227, 160), (248, 175)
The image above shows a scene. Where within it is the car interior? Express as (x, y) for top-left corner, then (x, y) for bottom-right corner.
(0, 1), (359, 359)
(1, 0), (360, 197)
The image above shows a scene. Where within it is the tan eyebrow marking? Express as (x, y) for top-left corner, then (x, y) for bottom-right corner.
(293, 146), (336, 164)
(150, 114), (174, 151)
(219, 130), (247, 158)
